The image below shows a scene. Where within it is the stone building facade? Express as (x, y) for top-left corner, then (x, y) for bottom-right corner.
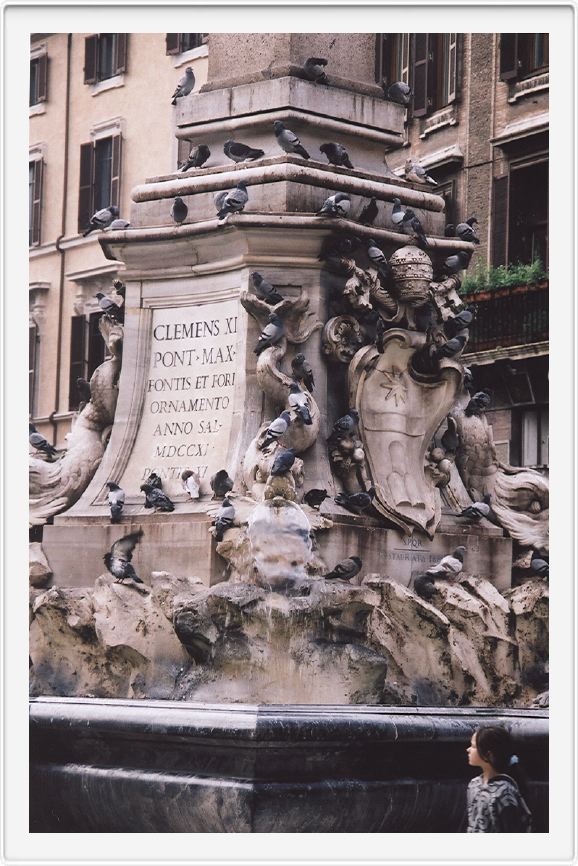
(29, 32), (548, 468)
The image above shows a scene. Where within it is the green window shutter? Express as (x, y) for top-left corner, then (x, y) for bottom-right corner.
(115, 33), (127, 74)
(492, 175), (510, 266)
(500, 34), (519, 81)
(78, 141), (94, 234)
(69, 315), (87, 410)
(166, 33), (181, 55)
(84, 35), (98, 84)
(110, 133), (122, 209)
(447, 33), (458, 103)
(31, 159), (43, 245)
(37, 53), (48, 102)
(412, 34), (430, 117)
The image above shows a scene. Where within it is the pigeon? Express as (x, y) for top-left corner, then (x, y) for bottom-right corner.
(334, 488), (376, 515)
(318, 233), (359, 262)
(441, 417), (459, 454)
(213, 497), (235, 542)
(444, 308), (475, 338)
(76, 377), (92, 405)
(425, 546), (466, 580)
(108, 219), (130, 230)
(391, 197), (405, 227)
(404, 158), (438, 186)
(254, 313), (285, 355)
(463, 366), (475, 393)
(140, 483), (175, 512)
(215, 182), (249, 219)
(29, 423), (57, 458)
(105, 481), (125, 524)
(457, 494), (492, 522)
(210, 469), (234, 499)
(442, 250), (472, 275)
(432, 334), (467, 360)
(319, 142), (354, 169)
(291, 353), (314, 392)
(144, 471), (163, 490)
(465, 391), (492, 416)
(261, 410), (291, 450)
(180, 144), (211, 171)
(224, 140), (265, 163)
(251, 272), (284, 305)
(366, 238), (391, 277)
(171, 196), (188, 225)
(270, 447), (297, 476)
(455, 217), (480, 245)
(303, 488), (329, 509)
(103, 530), (144, 584)
(82, 206), (119, 236)
(304, 57), (328, 84)
(181, 469), (200, 500)
(330, 409), (360, 439)
(358, 197), (379, 225)
(288, 383), (313, 425)
(325, 555), (362, 582)
(400, 208), (429, 247)
(95, 292), (120, 318)
(317, 192), (351, 218)
(385, 80), (412, 106)
(171, 66), (195, 105)
(413, 573), (437, 600)
(273, 121), (310, 159)
(530, 551), (549, 578)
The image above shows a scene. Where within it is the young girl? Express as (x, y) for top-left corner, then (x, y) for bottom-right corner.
(466, 725), (532, 832)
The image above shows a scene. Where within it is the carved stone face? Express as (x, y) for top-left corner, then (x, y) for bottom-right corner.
(247, 499), (313, 590)
(389, 244), (433, 308)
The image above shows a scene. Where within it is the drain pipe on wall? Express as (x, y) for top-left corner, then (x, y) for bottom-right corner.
(51, 33), (72, 446)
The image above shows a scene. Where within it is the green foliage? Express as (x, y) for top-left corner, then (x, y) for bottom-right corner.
(459, 259), (548, 295)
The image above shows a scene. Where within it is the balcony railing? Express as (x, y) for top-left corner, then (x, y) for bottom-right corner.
(462, 282), (548, 354)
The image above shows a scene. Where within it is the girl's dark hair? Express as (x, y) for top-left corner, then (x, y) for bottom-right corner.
(474, 725), (530, 804)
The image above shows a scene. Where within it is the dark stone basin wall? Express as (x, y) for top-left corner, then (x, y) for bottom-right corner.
(30, 697), (548, 833)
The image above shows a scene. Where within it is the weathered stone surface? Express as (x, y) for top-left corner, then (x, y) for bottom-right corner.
(29, 542), (52, 587)
(505, 578), (549, 700)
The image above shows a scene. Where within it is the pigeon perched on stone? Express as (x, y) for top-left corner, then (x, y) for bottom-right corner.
(144, 471), (163, 490)
(82, 206), (119, 236)
(171, 66), (195, 105)
(181, 469), (200, 500)
(171, 196), (188, 225)
(75, 377), (91, 406)
(288, 383), (313, 425)
(334, 488), (375, 515)
(270, 447), (297, 476)
(444, 308), (475, 338)
(465, 391), (492, 416)
(273, 121), (310, 159)
(457, 494), (492, 522)
(413, 573), (437, 600)
(105, 481), (125, 523)
(29, 423), (57, 458)
(214, 182), (249, 219)
(455, 217), (480, 245)
(405, 158), (438, 186)
(224, 140), (265, 163)
(442, 250), (472, 275)
(432, 334), (467, 361)
(303, 488), (329, 509)
(95, 292), (120, 318)
(325, 555), (362, 581)
(329, 409), (360, 439)
(108, 219), (131, 230)
(210, 469), (234, 499)
(426, 546), (466, 580)
(291, 353), (314, 392)
(180, 144), (211, 171)
(104, 530), (144, 584)
(530, 551), (549, 578)
(358, 197), (379, 225)
(251, 272), (284, 305)
(385, 80), (412, 106)
(140, 483), (175, 512)
(400, 208), (429, 247)
(366, 238), (391, 277)
(391, 197), (405, 227)
(317, 192), (351, 218)
(261, 410), (291, 450)
(319, 142), (354, 169)
(213, 497), (235, 541)
(304, 57), (328, 84)
(254, 313), (285, 355)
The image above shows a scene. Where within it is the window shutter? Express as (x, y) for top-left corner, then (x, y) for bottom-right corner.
(31, 159), (43, 245)
(84, 35), (98, 84)
(78, 142), (94, 233)
(166, 33), (181, 55)
(68, 315), (86, 410)
(115, 33), (127, 74)
(375, 34), (385, 83)
(110, 134), (122, 208)
(500, 33), (519, 81)
(447, 33), (458, 103)
(88, 312), (106, 378)
(29, 324), (38, 416)
(37, 53), (48, 102)
(412, 34), (429, 117)
(401, 33), (410, 83)
(492, 175), (510, 266)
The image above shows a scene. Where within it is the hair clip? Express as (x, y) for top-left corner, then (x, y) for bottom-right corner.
(509, 754), (519, 766)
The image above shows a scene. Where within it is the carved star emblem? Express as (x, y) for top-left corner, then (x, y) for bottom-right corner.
(380, 369), (407, 407)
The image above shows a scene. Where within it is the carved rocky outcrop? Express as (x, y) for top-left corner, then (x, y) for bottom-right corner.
(29, 316), (123, 525)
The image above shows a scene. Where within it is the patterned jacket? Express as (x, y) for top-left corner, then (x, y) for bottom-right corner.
(467, 774), (532, 833)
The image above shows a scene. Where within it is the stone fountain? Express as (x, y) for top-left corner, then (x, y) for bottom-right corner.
(29, 33), (548, 832)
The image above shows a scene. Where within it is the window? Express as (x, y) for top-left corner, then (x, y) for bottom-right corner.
(412, 34), (458, 117)
(433, 176), (457, 228)
(68, 312), (107, 410)
(30, 54), (48, 105)
(500, 34), (549, 82)
(166, 34), (208, 55)
(84, 34), (127, 84)
(375, 34), (410, 87)
(29, 159), (43, 246)
(78, 134), (122, 233)
(492, 155), (548, 267)
(29, 323), (39, 416)
(511, 405), (548, 467)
